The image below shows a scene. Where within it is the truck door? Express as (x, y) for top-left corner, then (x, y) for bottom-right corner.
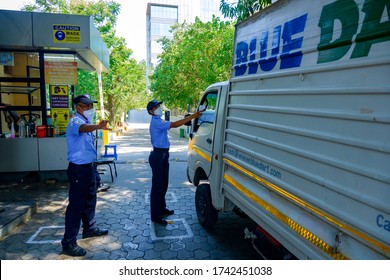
(188, 89), (219, 183)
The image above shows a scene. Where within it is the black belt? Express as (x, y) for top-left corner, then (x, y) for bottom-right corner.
(153, 147), (169, 152)
(69, 162), (94, 168)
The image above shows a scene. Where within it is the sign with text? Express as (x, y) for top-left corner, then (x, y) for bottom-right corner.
(44, 61), (78, 85)
(50, 85), (69, 108)
(53, 25), (81, 44)
(52, 108), (70, 134)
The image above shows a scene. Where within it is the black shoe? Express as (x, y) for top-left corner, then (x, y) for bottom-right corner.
(162, 209), (174, 216)
(82, 227), (108, 239)
(61, 242), (86, 257)
(152, 219), (168, 226)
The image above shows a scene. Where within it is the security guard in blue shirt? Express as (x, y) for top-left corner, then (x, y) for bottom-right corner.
(61, 94), (110, 257)
(147, 100), (203, 226)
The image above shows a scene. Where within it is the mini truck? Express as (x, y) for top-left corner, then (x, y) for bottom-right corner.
(186, 0), (390, 259)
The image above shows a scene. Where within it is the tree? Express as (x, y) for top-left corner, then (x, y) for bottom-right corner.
(220, 0), (272, 22)
(101, 35), (147, 125)
(149, 16), (235, 111)
(23, 0), (147, 127)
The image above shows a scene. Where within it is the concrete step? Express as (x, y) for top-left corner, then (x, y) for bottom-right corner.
(0, 202), (37, 239)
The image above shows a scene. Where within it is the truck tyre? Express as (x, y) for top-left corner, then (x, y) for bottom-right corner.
(186, 166), (192, 184)
(195, 184), (218, 228)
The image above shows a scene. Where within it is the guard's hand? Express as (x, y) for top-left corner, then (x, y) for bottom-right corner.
(98, 120), (111, 130)
(193, 111), (203, 118)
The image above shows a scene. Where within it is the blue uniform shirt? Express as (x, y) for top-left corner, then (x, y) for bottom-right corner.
(66, 113), (96, 164)
(149, 116), (171, 149)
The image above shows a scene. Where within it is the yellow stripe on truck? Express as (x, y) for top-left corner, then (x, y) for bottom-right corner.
(189, 141), (212, 162)
(224, 158), (390, 258)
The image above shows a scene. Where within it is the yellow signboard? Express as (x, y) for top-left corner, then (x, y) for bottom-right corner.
(52, 108), (71, 134)
(53, 25), (81, 44)
(51, 85), (68, 96)
(45, 61), (78, 85)
(50, 85), (69, 108)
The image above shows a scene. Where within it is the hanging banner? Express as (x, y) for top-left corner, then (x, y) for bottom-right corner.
(50, 85), (69, 108)
(44, 61), (78, 85)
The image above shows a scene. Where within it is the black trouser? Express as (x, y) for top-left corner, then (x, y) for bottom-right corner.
(149, 148), (169, 221)
(62, 162), (97, 247)
(94, 164), (101, 186)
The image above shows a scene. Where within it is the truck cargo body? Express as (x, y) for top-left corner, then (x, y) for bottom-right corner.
(187, 0), (390, 259)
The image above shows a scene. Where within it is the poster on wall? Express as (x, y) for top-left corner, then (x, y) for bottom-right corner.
(50, 85), (70, 134)
(50, 85), (69, 108)
(44, 61), (78, 85)
(52, 108), (70, 134)
(0, 52), (14, 66)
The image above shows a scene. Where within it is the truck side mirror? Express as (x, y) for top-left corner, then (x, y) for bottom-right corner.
(184, 114), (192, 126)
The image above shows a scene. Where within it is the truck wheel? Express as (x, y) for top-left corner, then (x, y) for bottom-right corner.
(186, 166), (192, 184)
(195, 184), (218, 228)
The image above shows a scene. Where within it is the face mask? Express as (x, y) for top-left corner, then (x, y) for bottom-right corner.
(83, 108), (95, 121)
(154, 107), (163, 116)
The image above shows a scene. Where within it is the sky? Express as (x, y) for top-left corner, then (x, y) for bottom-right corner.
(0, 0), (148, 61)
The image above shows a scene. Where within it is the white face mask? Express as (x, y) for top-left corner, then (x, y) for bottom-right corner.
(154, 107), (163, 116)
(83, 108), (95, 121)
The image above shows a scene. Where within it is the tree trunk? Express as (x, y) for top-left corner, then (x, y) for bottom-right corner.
(107, 94), (115, 127)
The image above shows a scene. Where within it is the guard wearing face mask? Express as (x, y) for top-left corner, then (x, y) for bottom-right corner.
(61, 94), (110, 257)
(147, 100), (203, 226)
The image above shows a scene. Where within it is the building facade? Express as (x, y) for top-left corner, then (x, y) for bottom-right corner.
(146, 0), (225, 71)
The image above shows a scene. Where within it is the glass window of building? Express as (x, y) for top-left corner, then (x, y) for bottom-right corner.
(146, 0), (227, 79)
(151, 41), (163, 54)
(151, 22), (174, 37)
(151, 5), (178, 20)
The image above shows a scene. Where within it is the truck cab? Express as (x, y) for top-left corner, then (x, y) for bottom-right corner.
(187, 81), (231, 226)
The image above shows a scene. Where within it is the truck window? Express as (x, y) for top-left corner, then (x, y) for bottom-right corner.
(194, 91), (217, 131)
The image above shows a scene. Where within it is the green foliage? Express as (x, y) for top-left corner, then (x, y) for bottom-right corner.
(102, 36), (147, 124)
(149, 16), (235, 111)
(23, 0), (71, 13)
(22, 0), (147, 128)
(219, 0), (272, 22)
(76, 70), (98, 99)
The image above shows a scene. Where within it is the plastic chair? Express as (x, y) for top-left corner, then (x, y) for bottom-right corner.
(103, 144), (118, 160)
(94, 158), (117, 182)
(94, 132), (118, 182)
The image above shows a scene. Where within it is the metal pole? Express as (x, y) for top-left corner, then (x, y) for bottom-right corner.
(97, 70), (109, 145)
(97, 70), (105, 119)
